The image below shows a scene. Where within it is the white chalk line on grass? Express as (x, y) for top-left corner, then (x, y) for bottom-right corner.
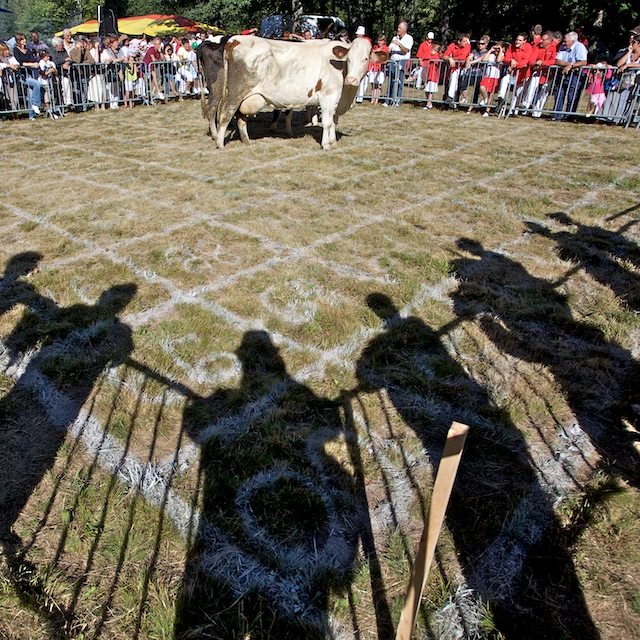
(117, 131), (606, 338)
(2, 124), (632, 633)
(0, 340), (361, 630)
(3, 132), (617, 498)
(5, 121), (535, 305)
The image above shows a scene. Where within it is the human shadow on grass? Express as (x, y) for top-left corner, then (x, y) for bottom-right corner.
(174, 330), (367, 640)
(0, 251), (45, 322)
(0, 274), (137, 637)
(355, 291), (601, 640)
(449, 238), (640, 637)
(526, 206), (640, 312)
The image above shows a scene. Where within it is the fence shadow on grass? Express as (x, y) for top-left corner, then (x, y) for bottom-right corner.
(526, 206), (640, 313)
(448, 236), (640, 638)
(174, 330), (364, 640)
(0, 265), (137, 637)
(357, 294), (598, 638)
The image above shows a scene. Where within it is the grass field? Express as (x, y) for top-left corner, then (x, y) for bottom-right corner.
(1, 100), (639, 640)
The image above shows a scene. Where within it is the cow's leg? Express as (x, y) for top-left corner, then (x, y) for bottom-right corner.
(209, 110), (218, 139)
(233, 94), (267, 144)
(330, 113), (339, 146)
(269, 110), (281, 133)
(319, 98), (337, 150)
(284, 110), (293, 137)
(216, 109), (234, 148)
(321, 113), (335, 150)
(237, 113), (250, 144)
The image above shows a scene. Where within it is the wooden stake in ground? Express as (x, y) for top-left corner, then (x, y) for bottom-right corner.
(395, 421), (470, 640)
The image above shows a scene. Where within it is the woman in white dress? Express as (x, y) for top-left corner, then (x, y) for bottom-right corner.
(86, 38), (106, 110)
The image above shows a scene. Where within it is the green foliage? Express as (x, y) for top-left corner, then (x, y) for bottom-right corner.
(1, 0), (638, 44)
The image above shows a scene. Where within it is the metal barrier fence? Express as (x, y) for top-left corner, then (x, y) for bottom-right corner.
(0, 59), (201, 119)
(2, 56), (639, 129)
(359, 58), (640, 128)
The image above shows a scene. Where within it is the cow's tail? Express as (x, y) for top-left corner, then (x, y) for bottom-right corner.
(217, 41), (231, 130)
(196, 45), (207, 119)
(200, 72), (208, 118)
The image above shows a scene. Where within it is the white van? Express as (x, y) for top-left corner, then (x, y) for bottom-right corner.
(259, 14), (347, 39)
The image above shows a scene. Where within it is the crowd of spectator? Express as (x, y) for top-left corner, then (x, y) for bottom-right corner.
(2, 21), (640, 125)
(376, 21), (640, 122)
(0, 28), (214, 119)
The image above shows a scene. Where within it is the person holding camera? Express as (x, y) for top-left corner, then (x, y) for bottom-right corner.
(383, 21), (413, 107)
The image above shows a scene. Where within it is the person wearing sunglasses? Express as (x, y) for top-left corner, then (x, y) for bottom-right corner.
(11, 33), (42, 119)
(617, 36), (640, 72)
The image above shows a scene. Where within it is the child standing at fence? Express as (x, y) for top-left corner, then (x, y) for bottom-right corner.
(38, 51), (58, 118)
(123, 52), (140, 109)
(422, 44), (442, 109)
(585, 63), (608, 116)
(368, 35), (388, 104)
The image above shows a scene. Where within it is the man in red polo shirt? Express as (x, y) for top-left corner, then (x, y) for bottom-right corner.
(495, 32), (532, 114)
(525, 30), (558, 117)
(442, 32), (470, 104)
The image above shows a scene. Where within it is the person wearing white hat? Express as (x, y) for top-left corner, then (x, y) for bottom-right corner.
(416, 31), (436, 90)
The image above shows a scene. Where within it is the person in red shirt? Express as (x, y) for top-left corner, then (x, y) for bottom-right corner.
(422, 43), (442, 109)
(368, 35), (388, 104)
(495, 32), (532, 115)
(417, 31), (435, 68)
(477, 41), (507, 116)
(524, 30), (558, 117)
(415, 31), (435, 90)
(442, 32), (471, 104)
(529, 24), (542, 46)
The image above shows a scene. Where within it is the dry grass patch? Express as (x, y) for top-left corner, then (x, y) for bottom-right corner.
(1, 99), (639, 640)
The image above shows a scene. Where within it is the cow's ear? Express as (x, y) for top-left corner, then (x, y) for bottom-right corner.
(371, 50), (389, 63)
(332, 45), (349, 59)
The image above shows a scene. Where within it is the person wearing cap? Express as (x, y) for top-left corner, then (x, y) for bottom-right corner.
(613, 27), (640, 63)
(355, 26), (372, 103)
(460, 35), (491, 109)
(417, 31), (435, 64)
(384, 21), (413, 107)
(416, 31), (435, 90)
